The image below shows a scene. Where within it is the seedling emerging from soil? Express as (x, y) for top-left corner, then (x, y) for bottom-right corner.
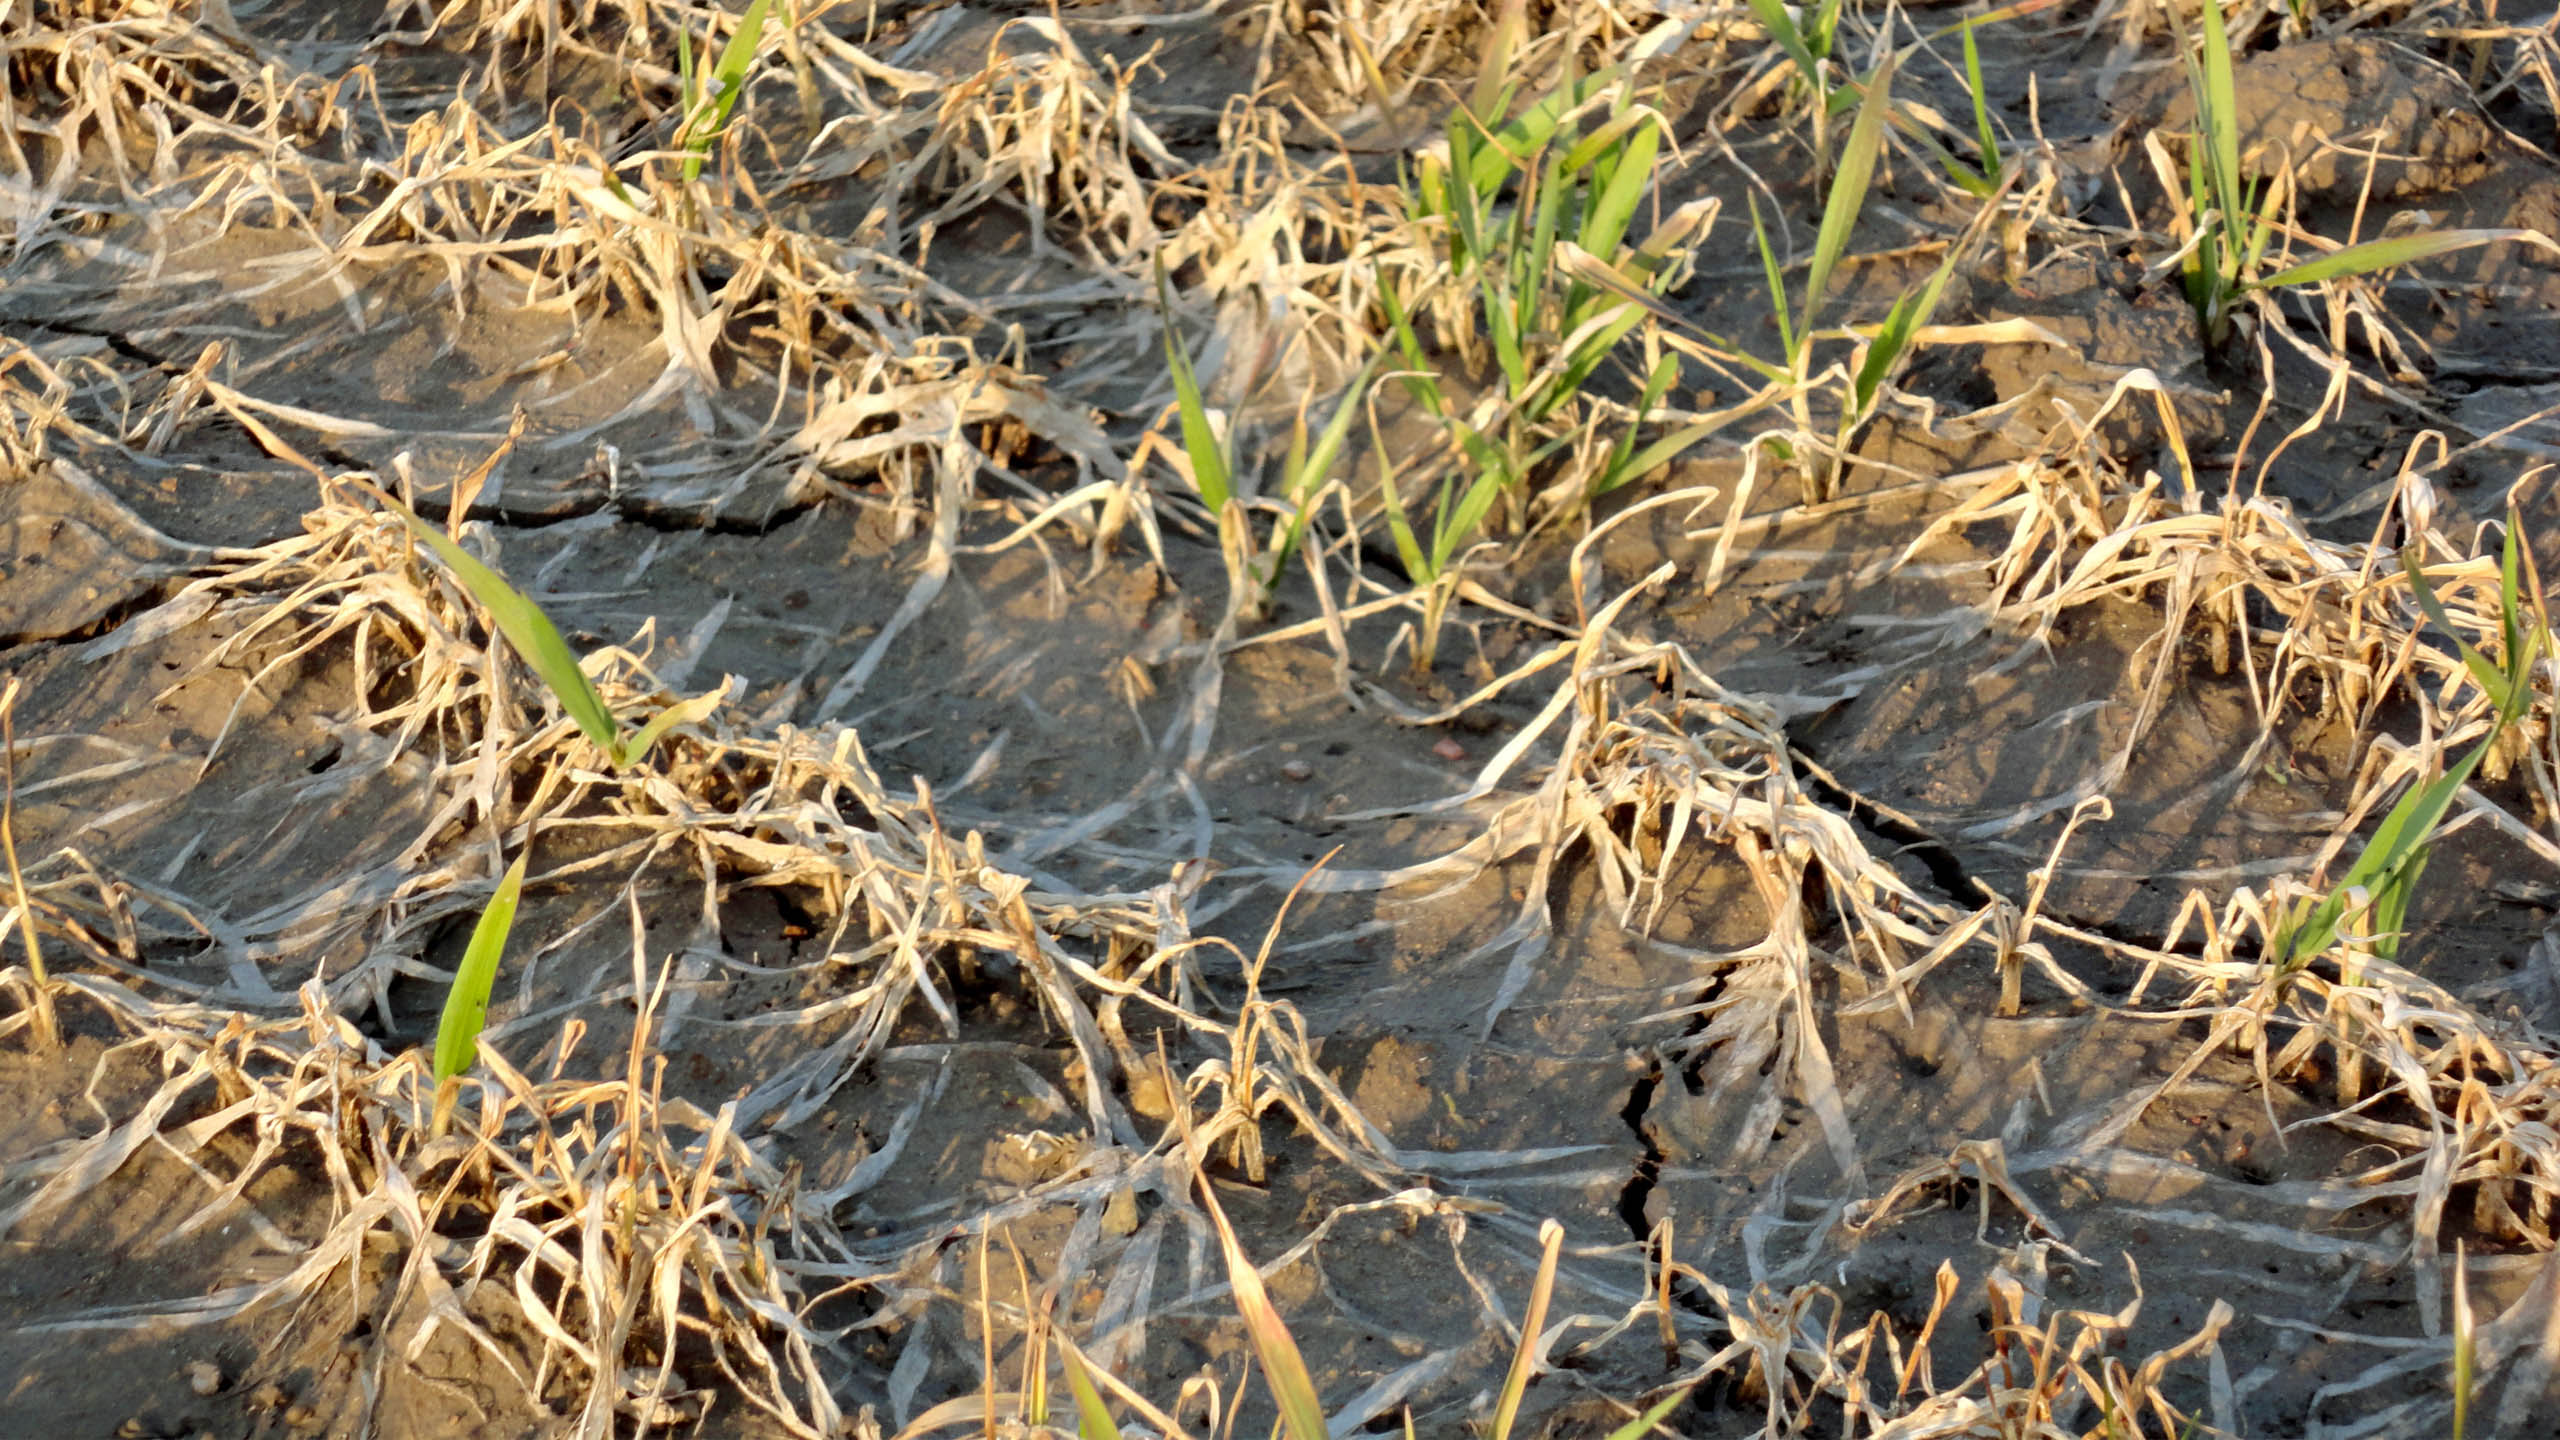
(2161, 0), (2533, 348)
(1901, 18), (2008, 199)
(1748, 0), (1852, 165)
(675, 0), (776, 183)
(1403, 10), (1688, 437)
(1375, 0), (1713, 666)
(2272, 518), (2543, 975)
(1741, 56), (1970, 500)
(1154, 261), (1377, 618)
(383, 495), (723, 771)
(431, 849), (528, 1133)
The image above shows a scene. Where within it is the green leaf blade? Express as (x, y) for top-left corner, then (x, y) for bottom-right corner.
(2258, 229), (2533, 291)
(394, 506), (626, 766)
(434, 851), (530, 1082)
(1804, 55), (1896, 340)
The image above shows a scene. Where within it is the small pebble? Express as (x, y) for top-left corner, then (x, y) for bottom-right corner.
(284, 1403), (319, 1429)
(185, 1361), (222, 1397)
(1279, 760), (1313, 782)
(1125, 1069), (1174, 1120)
(249, 1383), (289, 1411)
(115, 1420), (154, 1440)
(1431, 737), (1467, 762)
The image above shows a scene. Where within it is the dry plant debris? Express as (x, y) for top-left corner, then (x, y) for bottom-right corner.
(7, 0), (2560, 1436)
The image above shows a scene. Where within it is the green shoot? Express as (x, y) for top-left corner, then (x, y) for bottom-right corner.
(1898, 19), (2007, 198)
(676, 0), (775, 184)
(2164, 0), (2533, 346)
(2271, 518), (2543, 975)
(1726, 56), (2004, 501)
(1156, 261), (1232, 513)
(1747, 0), (1852, 156)
(1195, 1155), (1329, 1440)
(1602, 1389), (1692, 1440)
(1741, 56), (1930, 500)
(429, 849), (529, 1137)
(1058, 1344), (1121, 1440)
(1487, 1222), (1564, 1440)
(433, 851), (529, 1084)
(383, 493), (723, 772)
(1376, 3), (1715, 665)
(393, 505), (624, 760)
(1153, 259), (1377, 616)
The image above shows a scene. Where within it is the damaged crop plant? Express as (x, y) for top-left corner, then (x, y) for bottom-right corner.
(8, 0), (2560, 1437)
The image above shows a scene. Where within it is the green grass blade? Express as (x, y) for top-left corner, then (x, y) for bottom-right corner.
(1379, 284), (1450, 420)
(1557, 104), (1650, 183)
(1808, 0), (1844, 57)
(2196, 0), (2243, 227)
(1964, 24), (2000, 176)
(622, 679), (730, 772)
(1486, 271), (1531, 401)
(1545, 304), (1651, 418)
(1464, 68), (1614, 198)
(1599, 1387), (1692, 1440)
(677, 24), (696, 116)
(1488, 1223), (1564, 1440)
(1852, 242), (1962, 419)
(1746, 0), (1821, 89)
(2367, 845), (2428, 961)
(1593, 354), (1682, 498)
(1804, 54), (1895, 341)
(2284, 740), (2491, 966)
(1266, 353), (1382, 576)
(1155, 260), (1231, 510)
(392, 504), (626, 767)
(1433, 467), (1510, 575)
(2402, 548), (2515, 712)
(1852, 291), (1924, 421)
(1613, 386), (1787, 483)
(2344, 732), (2492, 893)
(433, 851), (530, 1082)
(1058, 1344), (1121, 1440)
(1467, 0), (1526, 129)
(2496, 518), (2541, 710)
(2258, 229), (2530, 290)
(1197, 1169), (1330, 1440)
(1751, 196), (1797, 368)
(1577, 112), (1661, 261)
(1370, 414), (1432, 585)
(1446, 128), (1494, 273)
(1289, 353), (1380, 505)
(681, 0), (774, 182)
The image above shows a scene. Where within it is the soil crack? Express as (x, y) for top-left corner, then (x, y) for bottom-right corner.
(1613, 1053), (1665, 1242)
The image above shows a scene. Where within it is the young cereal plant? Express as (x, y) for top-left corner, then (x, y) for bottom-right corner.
(431, 850), (529, 1136)
(674, 0), (777, 184)
(1739, 55), (1981, 502)
(2271, 516), (2544, 979)
(365, 485), (725, 772)
(1894, 14), (2009, 200)
(1376, 0), (1718, 667)
(1402, 4), (1702, 443)
(2159, 0), (2546, 349)
(1747, 0), (1852, 169)
(1153, 260), (1378, 620)
(1748, 0), (2048, 180)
